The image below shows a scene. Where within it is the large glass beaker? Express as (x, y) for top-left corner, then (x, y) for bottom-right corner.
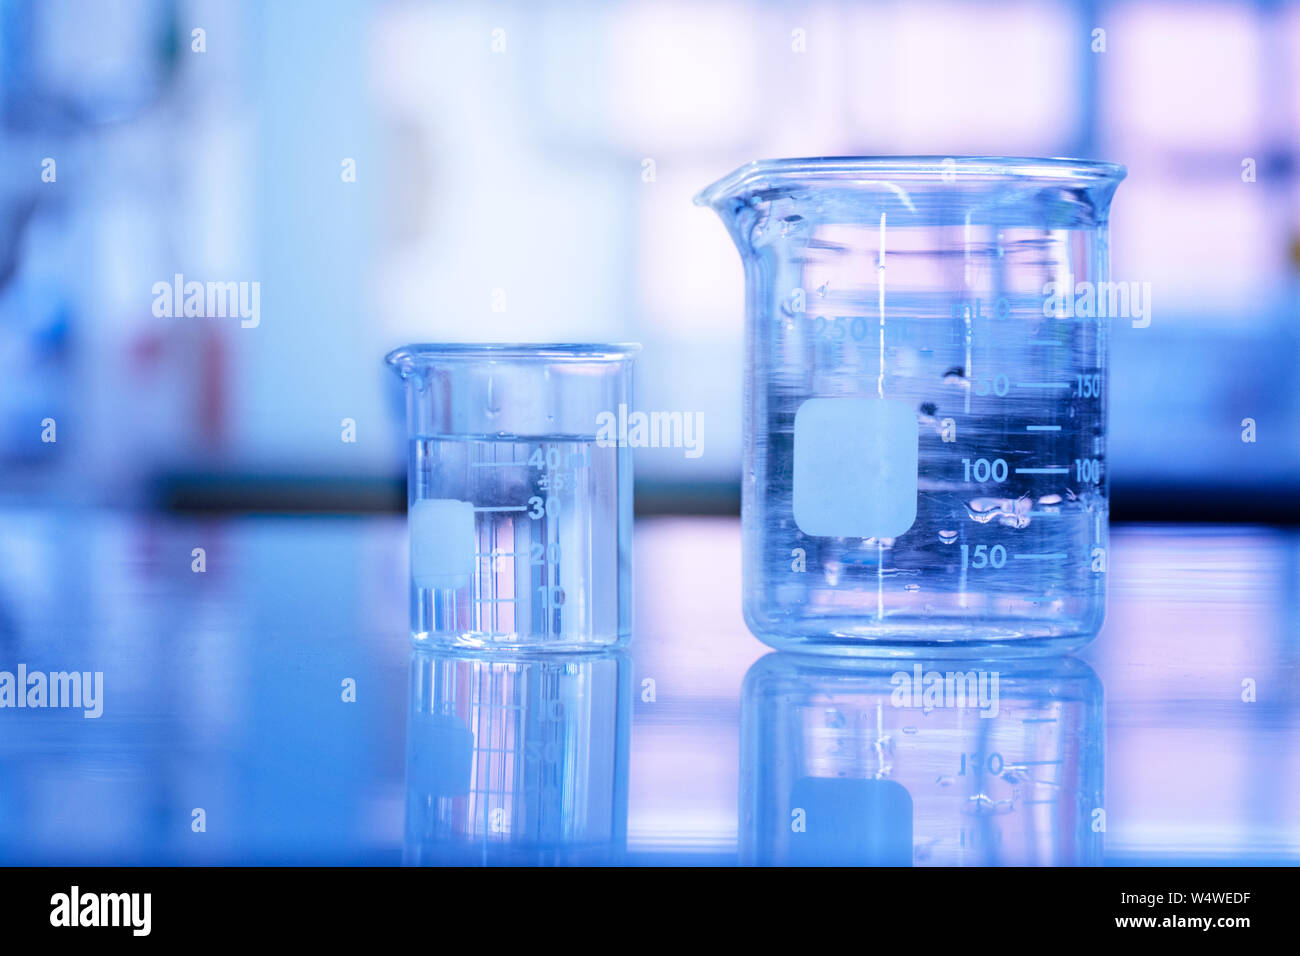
(698, 157), (1126, 654)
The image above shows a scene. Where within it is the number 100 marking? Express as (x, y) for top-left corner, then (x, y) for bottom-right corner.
(1074, 458), (1102, 483)
(962, 458), (1008, 483)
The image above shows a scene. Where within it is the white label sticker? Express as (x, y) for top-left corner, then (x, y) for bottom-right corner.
(792, 398), (918, 538)
(410, 498), (476, 586)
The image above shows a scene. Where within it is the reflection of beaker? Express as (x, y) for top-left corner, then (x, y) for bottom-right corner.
(404, 648), (630, 865)
(740, 652), (1104, 866)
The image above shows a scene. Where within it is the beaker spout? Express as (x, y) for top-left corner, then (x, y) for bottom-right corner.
(385, 346), (419, 380)
(694, 160), (774, 253)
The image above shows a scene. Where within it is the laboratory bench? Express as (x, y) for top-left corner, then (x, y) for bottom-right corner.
(0, 511), (1295, 866)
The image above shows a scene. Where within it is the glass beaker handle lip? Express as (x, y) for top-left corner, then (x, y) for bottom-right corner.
(385, 342), (642, 372)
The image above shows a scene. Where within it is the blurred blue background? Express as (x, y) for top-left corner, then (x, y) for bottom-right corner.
(1, 0), (1297, 516)
(0, 0), (1297, 868)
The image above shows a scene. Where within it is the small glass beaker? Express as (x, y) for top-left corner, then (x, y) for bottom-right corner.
(698, 157), (1126, 655)
(386, 343), (639, 651)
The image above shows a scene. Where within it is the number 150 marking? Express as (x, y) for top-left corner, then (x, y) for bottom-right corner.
(961, 544), (1006, 570)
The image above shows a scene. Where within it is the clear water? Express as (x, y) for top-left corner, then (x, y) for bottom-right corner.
(747, 297), (1108, 654)
(409, 434), (630, 649)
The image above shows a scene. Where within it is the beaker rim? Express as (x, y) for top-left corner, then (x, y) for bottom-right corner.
(386, 342), (641, 371)
(694, 155), (1127, 206)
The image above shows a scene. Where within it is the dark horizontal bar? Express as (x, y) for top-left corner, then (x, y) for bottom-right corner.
(157, 473), (405, 514)
(157, 473), (1300, 524)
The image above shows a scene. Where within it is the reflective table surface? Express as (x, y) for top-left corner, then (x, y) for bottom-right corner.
(0, 512), (1296, 865)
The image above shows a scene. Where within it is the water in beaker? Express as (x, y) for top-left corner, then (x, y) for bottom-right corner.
(387, 344), (639, 650)
(698, 157), (1126, 654)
